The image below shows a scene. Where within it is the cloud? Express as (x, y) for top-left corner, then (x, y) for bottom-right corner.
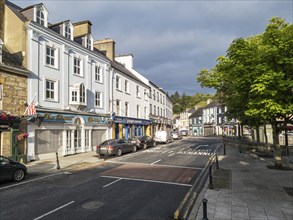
(13, 0), (293, 96)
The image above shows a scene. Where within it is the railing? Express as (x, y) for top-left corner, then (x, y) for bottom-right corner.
(173, 144), (222, 220)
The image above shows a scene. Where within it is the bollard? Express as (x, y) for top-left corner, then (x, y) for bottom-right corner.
(223, 143), (226, 155)
(202, 198), (209, 220)
(216, 154), (219, 169)
(55, 152), (60, 170)
(208, 165), (213, 189)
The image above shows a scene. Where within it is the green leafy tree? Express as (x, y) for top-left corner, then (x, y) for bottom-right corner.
(197, 17), (293, 149)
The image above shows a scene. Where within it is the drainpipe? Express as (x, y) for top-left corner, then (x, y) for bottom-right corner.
(0, 38), (3, 63)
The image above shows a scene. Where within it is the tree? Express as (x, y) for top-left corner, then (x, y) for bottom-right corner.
(197, 17), (293, 151)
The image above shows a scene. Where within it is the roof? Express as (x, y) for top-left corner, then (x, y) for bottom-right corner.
(111, 61), (149, 88)
(204, 101), (221, 109)
(0, 44), (29, 75)
(189, 107), (203, 118)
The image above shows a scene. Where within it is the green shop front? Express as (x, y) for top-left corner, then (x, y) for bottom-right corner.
(0, 115), (28, 163)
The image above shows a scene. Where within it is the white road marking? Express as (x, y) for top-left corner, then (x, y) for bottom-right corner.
(101, 176), (192, 187)
(33, 201), (75, 220)
(106, 161), (202, 170)
(103, 178), (122, 188)
(151, 159), (161, 165)
(0, 173), (64, 190)
(168, 153), (175, 157)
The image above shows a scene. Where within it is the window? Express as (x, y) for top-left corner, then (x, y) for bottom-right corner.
(150, 104), (152, 115)
(86, 35), (92, 50)
(125, 80), (129, 93)
(71, 90), (77, 102)
(144, 107), (147, 119)
(154, 105), (156, 115)
(137, 105), (140, 118)
(46, 46), (55, 67)
(74, 57), (82, 76)
(45, 79), (56, 100)
(157, 92), (159, 102)
(95, 91), (102, 107)
(80, 84), (86, 104)
(116, 100), (121, 115)
(116, 76), (121, 90)
(65, 25), (71, 39)
(136, 85), (140, 97)
(157, 107), (159, 116)
(95, 66), (102, 82)
(144, 89), (148, 100)
(36, 8), (45, 26)
(125, 102), (129, 117)
(153, 90), (155, 99)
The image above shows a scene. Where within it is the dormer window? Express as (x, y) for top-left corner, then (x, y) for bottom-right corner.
(84, 35), (93, 50)
(36, 9), (44, 25)
(65, 25), (71, 39)
(35, 5), (48, 27)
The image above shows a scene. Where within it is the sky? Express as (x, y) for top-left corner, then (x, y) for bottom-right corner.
(12, 0), (293, 96)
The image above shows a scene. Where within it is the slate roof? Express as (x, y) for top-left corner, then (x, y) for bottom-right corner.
(189, 107), (203, 118)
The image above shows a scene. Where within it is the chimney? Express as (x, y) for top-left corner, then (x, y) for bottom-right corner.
(94, 38), (115, 61)
(73, 20), (92, 37)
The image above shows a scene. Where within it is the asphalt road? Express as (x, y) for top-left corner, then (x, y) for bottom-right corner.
(0, 137), (223, 220)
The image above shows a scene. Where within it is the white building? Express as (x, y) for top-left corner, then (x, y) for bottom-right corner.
(4, 1), (173, 162)
(10, 3), (113, 161)
(115, 54), (173, 135)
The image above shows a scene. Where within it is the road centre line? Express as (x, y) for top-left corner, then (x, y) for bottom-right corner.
(0, 173), (64, 190)
(33, 201), (75, 220)
(103, 178), (122, 188)
(101, 176), (192, 187)
(106, 161), (202, 170)
(151, 159), (161, 165)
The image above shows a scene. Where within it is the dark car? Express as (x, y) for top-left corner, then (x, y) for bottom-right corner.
(0, 155), (27, 182)
(96, 139), (136, 158)
(130, 136), (156, 149)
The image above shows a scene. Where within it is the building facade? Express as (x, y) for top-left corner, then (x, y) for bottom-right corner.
(2, 1), (173, 162)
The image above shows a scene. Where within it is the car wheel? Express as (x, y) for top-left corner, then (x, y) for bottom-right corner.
(143, 143), (147, 150)
(116, 148), (122, 157)
(133, 145), (137, 152)
(13, 169), (25, 181)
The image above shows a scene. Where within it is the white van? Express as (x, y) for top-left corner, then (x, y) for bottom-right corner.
(154, 130), (173, 144)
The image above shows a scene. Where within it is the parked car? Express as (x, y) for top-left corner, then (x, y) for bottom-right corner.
(96, 139), (136, 158)
(180, 130), (188, 136)
(130, 136), (156, 149)
(171, 131), (182, 140)
(0, 155), (27, 182)
(154, 130), (173, 144)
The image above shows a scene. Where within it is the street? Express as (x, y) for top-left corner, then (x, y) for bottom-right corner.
(0, 137), (223, 220)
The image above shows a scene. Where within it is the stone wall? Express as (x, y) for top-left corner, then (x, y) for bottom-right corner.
(0, 71), (27, 115)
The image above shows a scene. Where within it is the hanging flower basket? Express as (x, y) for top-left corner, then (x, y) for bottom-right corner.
(17, 132), (28, 141)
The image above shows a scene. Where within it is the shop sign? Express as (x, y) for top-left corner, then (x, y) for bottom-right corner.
(37, 112), (108, 125)
(114, 117), (151, 125)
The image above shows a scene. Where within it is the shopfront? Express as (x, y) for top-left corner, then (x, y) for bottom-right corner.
(0, 112), (27, 162)
(113, 116), (151, 139)
(27, 111), (111, 162)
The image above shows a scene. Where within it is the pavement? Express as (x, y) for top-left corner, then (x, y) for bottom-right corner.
(25, 145), (293, 220)
(26, 151), (102, 175)
(189, 145), (293, 220)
